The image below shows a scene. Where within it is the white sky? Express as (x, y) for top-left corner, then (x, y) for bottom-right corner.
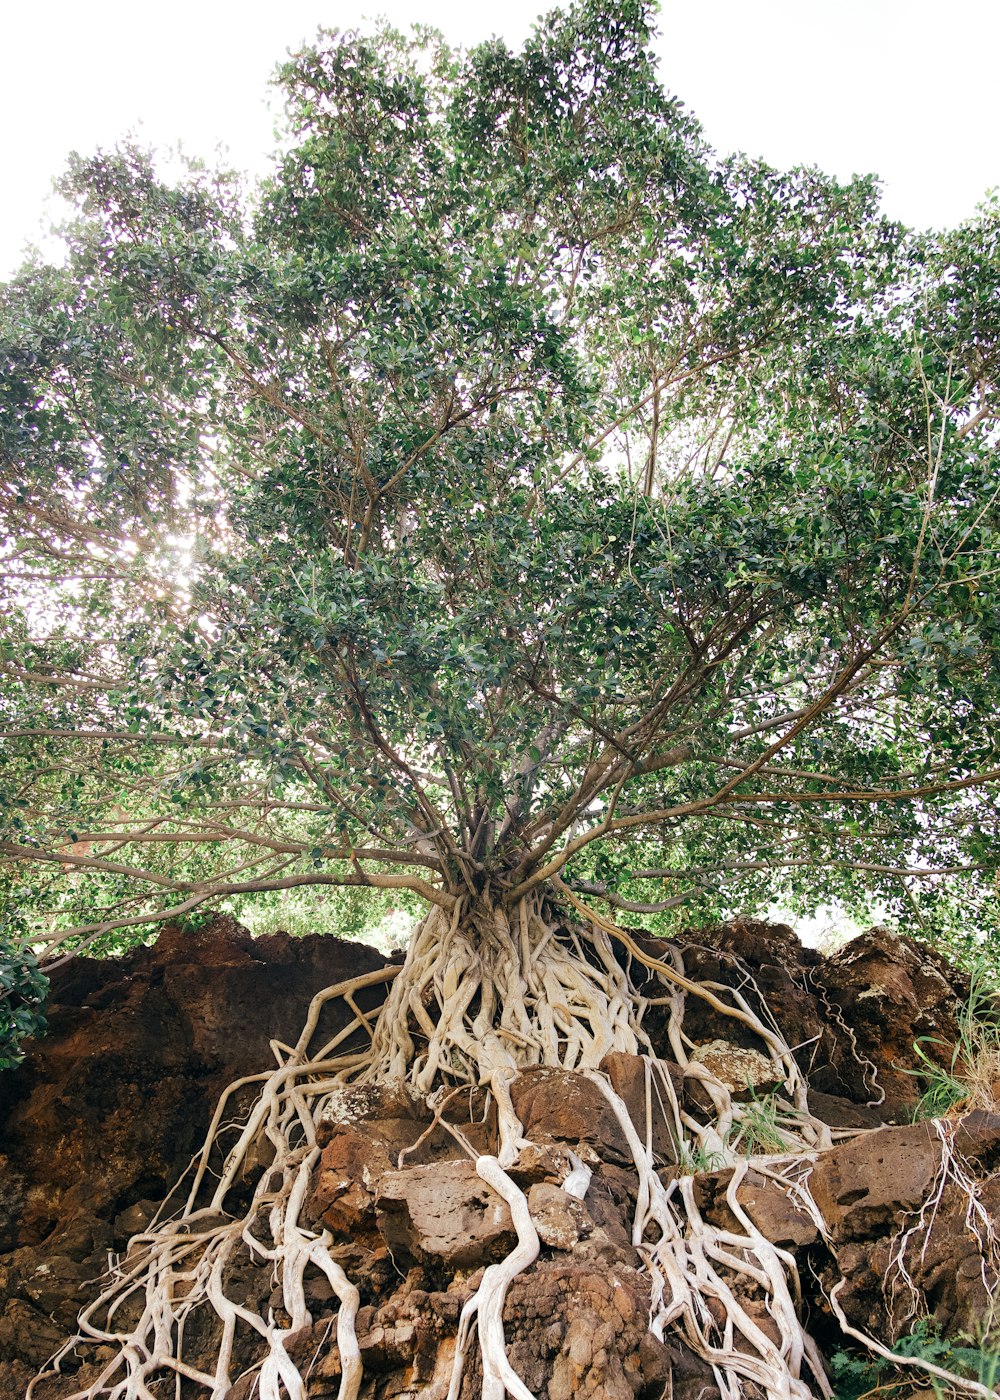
(2, 0), (998, 279)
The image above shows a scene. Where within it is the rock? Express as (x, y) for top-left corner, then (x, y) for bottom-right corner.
(316, 1080), (429, 1134)
(655, 920), (967, 1125)
(0, 916), (392, 1376)
(585, 1162), (639, 1251)
(806, 1089), (885, 1130)
(825, 1114), (1000, 1339)
(19, 1252), (95, 1315)
(508, 1141), (578, 1188)
(808, 1122), (940, 1241)
(0, 917), (390, 1232)
(307, 1124), (396, 1237)
(814, 928), (967, 1116)
(498, 1260), (674, 1400)
(0, 1296), (67, 1367)
(952, 1108), (1000, 1170)
(2, 914), (992, 1397)
(887, 1170), (1000, 1335)
(113, 1198), (160, 1243)
(660, 920), (832, 1076)
(375, 1159), (517, 1272)
(599, 1051), (682, 1163)
(657, 1340), (722, 1400)
(527, 1182), (594, 1251)
(686, 1039), (782, 1097)
(696, 1166), (820, 1249)
(510, 1067), (631, 1163)
(0, 1170), (26, 1253)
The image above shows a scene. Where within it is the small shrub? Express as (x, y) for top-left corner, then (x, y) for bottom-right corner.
(829, 1317), (999, 1399)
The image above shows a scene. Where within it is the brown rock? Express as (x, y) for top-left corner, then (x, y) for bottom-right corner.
(697, 1167), (819, 1249)
(306, 1124), (395, 1236)
(808, 1122), (940, 1241)
(661, 920), (831, 1067)
(316, 1080), (428, 1137)
(0, 1297), (68, 1368)
(0, 917), (393, 1378)
(860, 1165), (1000, 1338)
(495, 1260), (683, 1400)
(806, 1089), (886, 1130)
(599, 1051), (682, 1163)
(508, 1141), (578, 1188)
(815, 928), (967, 1116)
(510, 1067), (631, 1163)
(527, 1182), (594, 1251)
(952, 1108), (1000, 1170)
(375, 1160), (517, 1271)
(4, 913), (992, 1396)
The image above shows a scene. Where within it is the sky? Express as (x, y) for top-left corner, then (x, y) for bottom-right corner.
(1, 0), (998, 278)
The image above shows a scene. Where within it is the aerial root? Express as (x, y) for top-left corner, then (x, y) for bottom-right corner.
(585, 1070), (829, 1400)
(446, 1157), (541, 1400)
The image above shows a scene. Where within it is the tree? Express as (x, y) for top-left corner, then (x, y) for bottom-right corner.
(3, 2), (1000, 1395)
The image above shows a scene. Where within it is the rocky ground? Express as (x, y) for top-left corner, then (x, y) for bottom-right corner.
(1, 916), (997, 1399)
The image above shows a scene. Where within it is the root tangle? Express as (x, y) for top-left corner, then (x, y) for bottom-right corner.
(29, 895), (998, 1400)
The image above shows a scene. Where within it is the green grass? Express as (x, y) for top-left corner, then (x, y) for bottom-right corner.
(910, 964), (1000, 1121)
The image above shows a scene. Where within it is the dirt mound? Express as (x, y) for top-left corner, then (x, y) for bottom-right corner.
(1, 917), (994, 1399)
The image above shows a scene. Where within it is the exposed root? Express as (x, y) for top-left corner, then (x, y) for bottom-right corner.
(29, 894), (997, 1400)
(446, 1157), (540, 1400)
(585, 1070), (829, 1400)
(827, 1281), (998, 1400)
(886, 1116), (1000, 1331)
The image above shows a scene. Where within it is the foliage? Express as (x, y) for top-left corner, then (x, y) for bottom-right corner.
(727, 1085), (789, 1156)
(2, 0), (1000, 954)
(0, 925), (48, 1068)
(829, 1318), (1000, 1400)
(224, 883), (418, 946)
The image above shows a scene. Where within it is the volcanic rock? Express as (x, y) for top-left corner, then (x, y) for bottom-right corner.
(0, 917), (390, 1392)
(375, 1159), (518, 1273)
(526, 1182), (594, 1251)
(2, 915), (994, 1400)
(509, 1066), (631, 1162)
(599, 1050), (682, 1163)
(695, 1165), (820, 1250)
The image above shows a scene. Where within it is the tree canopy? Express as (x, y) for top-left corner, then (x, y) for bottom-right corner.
(2, 0), (1000, 960)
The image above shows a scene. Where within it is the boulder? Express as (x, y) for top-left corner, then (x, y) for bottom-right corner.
(814, 928), (967, 1116)
(509, 1067), (631, 1162)
(808, 1121), (941, 1241)
(818, 1111), (1000, 1338)
(0, 916), (391, 1387)
(686, 1039), (783, 1097)
(599, 1050), (682, 1163)
(526, 1182), (594, 1251)
(375, 1159), (517, 1272)
(307, 1125), (396, 1237)
(695, 1166), (820, 1250)
(500, 1260), (679, 1400)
